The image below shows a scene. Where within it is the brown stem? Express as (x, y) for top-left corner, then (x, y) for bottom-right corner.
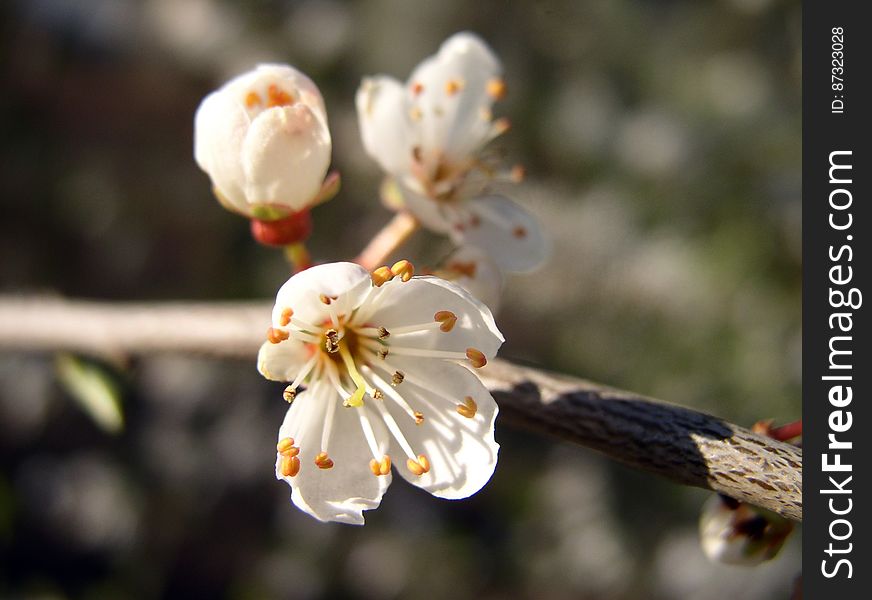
(0, 295), (801, 521)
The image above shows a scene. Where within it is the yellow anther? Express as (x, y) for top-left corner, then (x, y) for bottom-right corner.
(409, 107), (423, 121)
(372, 389), (384, 400)
(280, 454), (301, 477)
(371, 266), (394, 287)
(456, 396), (478, 419)
(411, 82), (424, 95)
(283, 385), (297, 403)
(510, 164), (526, 183)
(513, 225), (528, 239)
(277, 437), (295, 454)
(324, 329), (340, 353)
(279, 307), (294, 327)
(267, 327), (289, 344)
(315, 452), (334, 469)
(406, 457), (426, 476)
(377, 326), (390, 340)
(486, 78), (507, 100)
(434, 310), (458, 332)
(390, 260), (414, 282)
(414, 411), (425, 425)
(379, 455), (391, 475)
(245, 91), (262, 108)
(391, 371), (405, 386)
(466, 348), (487, 368)
(369, 458), (381, 476)
(445, 79), (463, 95)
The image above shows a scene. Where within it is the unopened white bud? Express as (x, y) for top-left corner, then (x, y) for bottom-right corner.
(194, 64), (332, 219)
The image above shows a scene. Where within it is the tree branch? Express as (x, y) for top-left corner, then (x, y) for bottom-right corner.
(0, 295), (801, 521)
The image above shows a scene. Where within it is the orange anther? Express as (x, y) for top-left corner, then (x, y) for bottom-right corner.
(413, 411), (424, 425)
(456, 396), (478, 419)
(370, 458), (381, 476)
(245, 91), (262, 108)
(279, 308), (294, 326)
(266, 84), (294, 107)
(315, 452), (334, 469)
(277, 437), (295, 453)
(390, 260), (414, 282)
(407, 458), (426, 476)
(267, 327), (289, 344)
(371, 266), (393, 287)
(486, 78), (507, 100)
(445, 79), (463, 96)
(417, 454), (430, 473)
(280, 455), (301, 477)
(411, 82), (424, 95)
(434, 310), (458, 332)
(466, 348), (487, 368)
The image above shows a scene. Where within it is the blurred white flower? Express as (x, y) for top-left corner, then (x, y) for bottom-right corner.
(433, 246), (504, 313)
(258, 261), (503, 524)
(699, 495), (794, 566)
(356, 32), (547, 272)
(194, 64), (335, 220)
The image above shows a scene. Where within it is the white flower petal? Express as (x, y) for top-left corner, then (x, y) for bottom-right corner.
(193, 89), (250, 213)
(367, 357), (498, 499)
(273, 262), (372, 327)
(241, 104), (332, 212)
(257, 339), (311, 382)
(409, 32), (502, 165)
(356, 76), (416, 178)
(276, 384), (391, 525)
(367, 276), (503, 358)
(454, 195), (549, 273)
(440, 246), (504, 313)
(396, 184), (454, 234)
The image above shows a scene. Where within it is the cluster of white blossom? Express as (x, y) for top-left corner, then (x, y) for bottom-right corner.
(194, 33), (546, 524)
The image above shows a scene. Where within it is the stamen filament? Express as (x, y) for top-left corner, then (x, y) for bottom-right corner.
(362, 365), (423, 425)
(289, 355), (320, 391)
(370, 397), (418, 461)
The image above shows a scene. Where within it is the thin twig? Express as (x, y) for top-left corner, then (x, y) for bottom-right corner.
(0, 295), (801, 521)
(355, 211), (419, 270)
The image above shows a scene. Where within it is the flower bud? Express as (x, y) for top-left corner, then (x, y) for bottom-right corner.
(699, 494), (794, 566)
(194, 64), (333, 219)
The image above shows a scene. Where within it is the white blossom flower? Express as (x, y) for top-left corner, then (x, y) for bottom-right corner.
(356, 32), (547, 272)
(699, 495), (794, 566)
(433, 246), (504, 313)
(195, 64), (335, 220)
(258, 261), (503, 524)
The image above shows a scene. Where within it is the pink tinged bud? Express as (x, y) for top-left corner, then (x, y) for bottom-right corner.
(194, 64), (333, 218)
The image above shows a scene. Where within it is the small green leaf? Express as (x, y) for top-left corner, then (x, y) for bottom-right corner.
(55, 354), (124, 434)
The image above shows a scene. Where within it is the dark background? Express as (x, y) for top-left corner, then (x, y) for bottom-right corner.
(1, 1), (801, 598)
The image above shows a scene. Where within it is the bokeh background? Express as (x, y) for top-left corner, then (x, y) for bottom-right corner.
(1, 0), (801, 598)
